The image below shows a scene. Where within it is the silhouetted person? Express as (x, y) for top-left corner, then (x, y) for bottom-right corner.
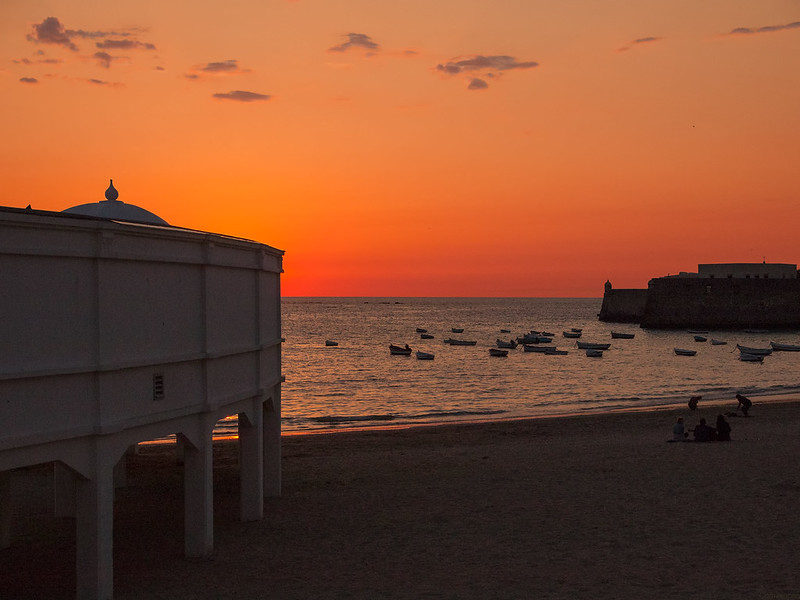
(671, 417), (689, 442)
(716, 414), (731, 441)
(693, 418), (715, 442)
(736, 394), (752, 416)
(688, 395), (701, 410)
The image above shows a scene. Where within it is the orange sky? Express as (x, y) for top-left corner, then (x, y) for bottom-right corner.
(2, 1), (799, 296)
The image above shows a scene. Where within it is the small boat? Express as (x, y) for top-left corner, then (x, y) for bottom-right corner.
(523, 344), (552, 353)
(735, 344), (772, 356)
(540, 331), (555, 337)
(744, 329), (768, 334)
(586, 349), (603, 357)
(325, 340), (338, 346)
(611, 331), (635, 339)
(710, 339), (727, 346)
(545, 348), (569, 355)
(770, 341), (800, 352)
(577, 342), (611, 350)
(415, 350), (435, 360)
(443, 338), (477, 346)
(519, 334), (553, 344)
(500, 329), (511, 333)
(496, 339), (518, 349)
(451, 328), (464, 333)
(694, 335), (707, 342)
(739, 353), (763, 362)
(563, 331), (582, 339)
(674, 348), (697, 356)
(570, 328), (583, 333)
(415, 328), (428, 333)
(389, 344), (412, 356)
(489, 348), (508, 357)
(420, 333), (434, 339)
(687, 329), (708, 334)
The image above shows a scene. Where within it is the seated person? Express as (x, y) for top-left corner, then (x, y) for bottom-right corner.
(671, 417), (687, 441)
(693, 418), (715, 442)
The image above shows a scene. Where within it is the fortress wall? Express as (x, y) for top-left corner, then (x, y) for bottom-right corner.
(598, 289), (648, 323)
(641, 278), (800, 329)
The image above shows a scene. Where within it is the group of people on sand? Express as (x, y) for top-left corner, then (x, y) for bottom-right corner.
(669, 393), (753, 443)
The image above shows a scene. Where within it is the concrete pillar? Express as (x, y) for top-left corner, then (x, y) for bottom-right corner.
(263, 392), (281, 498)
(75, 463), (115, 600)
(54, 462), (77, 518)
(0, 470), (12, 549)
(238, 406), (263, 522)
(181, 433), (213, 557)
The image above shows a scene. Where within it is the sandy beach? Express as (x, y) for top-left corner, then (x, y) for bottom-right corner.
(4, 397), (800, 599)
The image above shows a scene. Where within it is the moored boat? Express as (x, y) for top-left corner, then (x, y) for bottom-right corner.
(770, 341), (800, 352)
(674, 348), (697, 356)
(415, 350), (435, 360)
(577, 342), (611, 350)
(420, 333), (434, 339)
(739, 353), (763, 362)
(710, 339), (727, 345)
(523, 344), (552, 353)
(586, 349), (603, 357)
(496, 339), (518, 349)
(415, 328), (428, 333)
(489, 348), (508, 357)
(694, 335), (707, 342)
(611, 331), (635, 339)
(735, 344), (772, 356)
(389, 343), (412, 355)
(451, 328), (464, 333)
(443, 338), (477, 346)
(563, 331), (582, 338)
(545, 348), (569, 355)
(325, 340), (338, 346)
(500, 329), (511, 333)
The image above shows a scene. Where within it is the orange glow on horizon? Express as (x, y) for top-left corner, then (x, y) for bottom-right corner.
(2, 3), (799, 297)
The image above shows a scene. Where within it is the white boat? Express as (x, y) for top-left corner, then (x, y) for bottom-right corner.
(496, 339), (518, 349)
(389, 344), (412, 355)
(586, 349), (603, 357)
(577, 342), (610, 350)
(489, 348), (508, 357)
(611, 331), (635, 339)
(443, 338), (477, 346)
(736, 344), (772, 356)
(710, 339), (727, 345)
(770, 341), (800, 352)
(325, 340), (338, 346)
(739, 353), (763, 362)
(415, 350), (435, 360)
(563, 331), (582, 338)
(674, 348), (697, 356)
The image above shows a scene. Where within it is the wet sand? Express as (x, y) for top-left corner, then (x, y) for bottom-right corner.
(3, 397), (800, 599)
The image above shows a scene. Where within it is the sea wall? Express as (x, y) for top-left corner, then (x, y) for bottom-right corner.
(598, 289), (648, 323)
(640, 277), (800, 329)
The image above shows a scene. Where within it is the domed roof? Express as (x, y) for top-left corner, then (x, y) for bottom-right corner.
(62, 180), (169, 226)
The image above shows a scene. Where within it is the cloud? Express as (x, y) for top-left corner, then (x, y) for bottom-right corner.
(328, 33), (380, 54)
(96, 39), (156, 51)
(435, 54), (538, 89)
(88, 78), (112, 85)
(727, 21), (800, 35)
(617, 36), (662, 52)
(19, 77), (39, 84)
(212, 90), (271, 102)
(27, 17), (77, 51)
(14, 57), (63, 65)
(201, 59), (241, 72)
(436, 55), (538, 75)
(93, 51), (115, 68)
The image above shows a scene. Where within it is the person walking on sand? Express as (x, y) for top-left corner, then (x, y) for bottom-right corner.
(736, 394), (752, 416)
(716, 414), (732, 441)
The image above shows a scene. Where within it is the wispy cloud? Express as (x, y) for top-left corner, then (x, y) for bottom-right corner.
(93, 51), (115, 69)
(96, 39), (156, 51)
(328, 33), (380, 55)
(19, 77), (39, 84)
(212, 90), (271, 102)
(87, 78), (121, 86)
(617, 36), (662, 52)
(185, 59), (251, 79)
(436, 54), (538, 89)
(27, 17), (78, 51)
(14, 57), (63, 65)
(726, 21), (800, 36)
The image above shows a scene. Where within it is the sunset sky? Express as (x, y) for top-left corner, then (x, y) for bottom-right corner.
(2, 1), (799, 296)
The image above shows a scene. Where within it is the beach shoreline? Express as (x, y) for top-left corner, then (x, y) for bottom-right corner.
(4, 397), (800, 599)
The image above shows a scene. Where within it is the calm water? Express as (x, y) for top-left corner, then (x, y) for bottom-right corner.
(257, 297), (800, 433)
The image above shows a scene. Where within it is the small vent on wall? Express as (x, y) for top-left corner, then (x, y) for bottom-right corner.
(153, 373), (165, 401)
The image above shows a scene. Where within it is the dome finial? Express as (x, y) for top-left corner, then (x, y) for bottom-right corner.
(105, 179), (119, 202)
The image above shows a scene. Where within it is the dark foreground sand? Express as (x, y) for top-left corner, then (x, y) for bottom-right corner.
(3, 398), (800, 599)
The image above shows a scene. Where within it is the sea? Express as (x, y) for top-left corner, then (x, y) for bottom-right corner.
(216, 297), (800, 435)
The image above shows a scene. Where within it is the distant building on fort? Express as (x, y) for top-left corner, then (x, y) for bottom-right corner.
(599, 262), (800, 329)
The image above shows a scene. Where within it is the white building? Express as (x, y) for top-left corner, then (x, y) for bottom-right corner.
(0, 182), (283, 599)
